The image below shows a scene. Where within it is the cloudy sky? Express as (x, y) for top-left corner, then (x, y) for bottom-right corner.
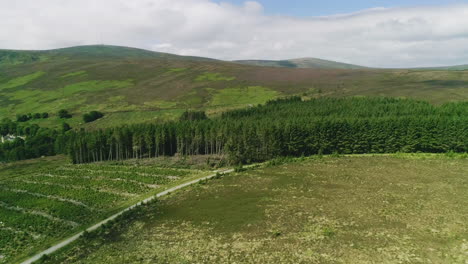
(2, 0), (468, 68)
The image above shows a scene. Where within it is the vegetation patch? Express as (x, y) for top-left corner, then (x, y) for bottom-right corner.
(143, 100), (178, 109)
(81, 109), (184, 129)
(62, 80), (133, 96)
(42, 155), (468, 264)
(0, 72), (45, 91)
(210, 86), (279, 106)
(83, 111), (104, 123)
(167, 68), (187, 73)
(195, 72), (236, 82)
(0, 156), (211, 263)
(61, 71), (87, 78)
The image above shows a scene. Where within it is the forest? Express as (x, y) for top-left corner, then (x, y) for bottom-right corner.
(66, 97), (467, 164)
(1, 97), (467, 164)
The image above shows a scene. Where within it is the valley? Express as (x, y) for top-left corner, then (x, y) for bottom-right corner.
(0, 45), (467, 264)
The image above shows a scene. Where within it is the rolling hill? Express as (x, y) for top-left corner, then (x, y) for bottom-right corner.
(0, 45), (216, 65)
(234, 57), (366, 69)
(0, 45), (467, 129)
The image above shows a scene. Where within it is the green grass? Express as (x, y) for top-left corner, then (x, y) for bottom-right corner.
(43, 154), (468, 264)
(0, 71), (45, 91)
(81, 109), (184, 129)
(195, 72), (236, 82)
(61, 71), (87, 78)
(210, 86), (279, 106)
(62, 80), (133, 96)
(0, 156), (213, 264)
(167, 68), (187, 73)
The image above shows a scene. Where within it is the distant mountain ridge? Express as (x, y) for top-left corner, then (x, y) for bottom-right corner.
(0, 45), (216, 65)
(234, 57), (367, 69)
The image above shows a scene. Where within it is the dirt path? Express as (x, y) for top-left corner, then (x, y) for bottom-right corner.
(20, 168), (234, 264)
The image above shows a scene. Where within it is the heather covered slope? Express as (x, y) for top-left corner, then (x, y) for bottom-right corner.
(1, 45), (467, 129)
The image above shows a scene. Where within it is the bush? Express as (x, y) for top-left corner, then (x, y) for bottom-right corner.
(83, 111), (104, 123)
(16, 114), (30, 122)
(41, 112), (49, 119)
(58, 109), (72, 119)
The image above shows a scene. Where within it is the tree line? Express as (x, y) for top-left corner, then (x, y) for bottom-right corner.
(66, 97), (467, 164)
(0, 119), (59, 161)
(1, 97), (467, 164)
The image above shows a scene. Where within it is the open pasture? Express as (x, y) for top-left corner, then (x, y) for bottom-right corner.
(41, 154), (468, 264)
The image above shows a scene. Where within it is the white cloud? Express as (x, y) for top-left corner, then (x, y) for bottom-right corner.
(1, 0), (468, 67)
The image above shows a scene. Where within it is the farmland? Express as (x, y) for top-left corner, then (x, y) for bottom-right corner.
(0, 156), (213, 263)
(41, 154), (468, 264)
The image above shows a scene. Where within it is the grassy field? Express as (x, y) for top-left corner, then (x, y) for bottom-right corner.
(42, 154), (468, 264)
(1, 45), (468, 130)
(0, 156), (214, 264)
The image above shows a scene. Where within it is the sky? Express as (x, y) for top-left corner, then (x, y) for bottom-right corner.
(2, 0), (468, 68)
(215, 0), (468, 16)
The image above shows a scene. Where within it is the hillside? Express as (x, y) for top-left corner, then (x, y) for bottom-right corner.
(0, 45), (215, 65)
(234, 57), (366, 69)
(418, 64), (468, 71)
(1, 45), (467, 130)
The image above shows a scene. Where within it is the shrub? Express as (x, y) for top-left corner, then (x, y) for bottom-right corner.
(83, 111), (104, 123)
(16, 114), (30, 122)
(58, 109), (72, 119)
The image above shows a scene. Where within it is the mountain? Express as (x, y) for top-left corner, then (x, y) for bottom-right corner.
(0, 45), (216, 65)
(234, 57), (366, 69)
(0, 45), (467, 130)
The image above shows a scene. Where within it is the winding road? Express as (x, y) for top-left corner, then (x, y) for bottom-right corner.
(21, 169), (234, 264)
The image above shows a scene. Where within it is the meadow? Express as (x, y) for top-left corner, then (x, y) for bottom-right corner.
(0, 156), (213, 264)
(40, 154), (468, 264)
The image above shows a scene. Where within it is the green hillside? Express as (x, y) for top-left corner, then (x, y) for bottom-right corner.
(234, 57), (366, 69)
(0, 45), (215, 66)
(1, 45), (467, 130)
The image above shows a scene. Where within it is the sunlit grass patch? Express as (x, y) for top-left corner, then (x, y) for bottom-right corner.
(0, 71), (45, 91)
(61, 71), (87, 78)
(167, 68), (187, 73)
(62, 80), (133, 96)
(195, 72), (235, 82)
